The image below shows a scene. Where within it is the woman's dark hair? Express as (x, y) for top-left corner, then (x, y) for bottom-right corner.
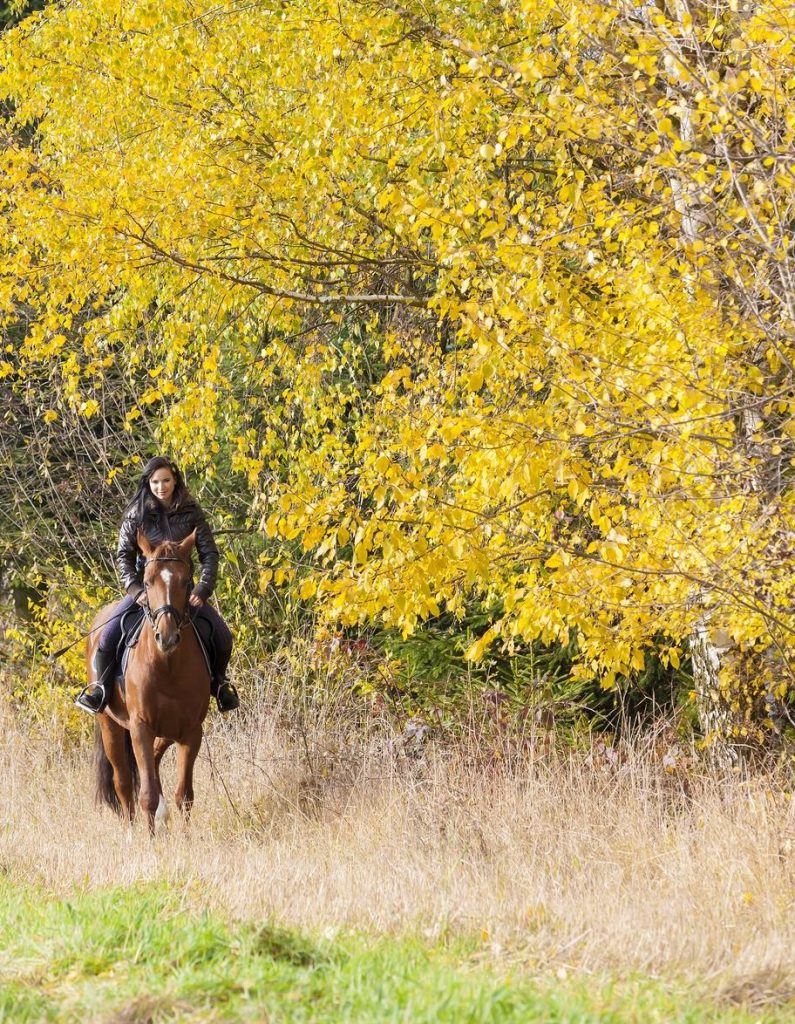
(124, 455), (194, 521)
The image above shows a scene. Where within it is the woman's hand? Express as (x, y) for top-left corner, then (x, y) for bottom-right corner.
(189, 594), (205, 608)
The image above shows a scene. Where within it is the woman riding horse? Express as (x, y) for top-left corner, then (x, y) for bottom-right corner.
(75, 456), (240, 714)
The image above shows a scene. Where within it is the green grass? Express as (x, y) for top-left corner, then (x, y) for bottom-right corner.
(0, 879), (789, 1023)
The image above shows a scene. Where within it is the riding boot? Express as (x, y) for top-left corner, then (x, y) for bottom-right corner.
(211, 675), (240, 713)
(74, 647), (117, 715)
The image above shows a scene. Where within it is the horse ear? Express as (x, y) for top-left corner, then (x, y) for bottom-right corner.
(137, 529), (155, 558)
(177, 529), (196, 559)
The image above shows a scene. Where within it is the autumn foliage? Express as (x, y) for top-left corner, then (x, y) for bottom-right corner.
(1, 0), (795, 743)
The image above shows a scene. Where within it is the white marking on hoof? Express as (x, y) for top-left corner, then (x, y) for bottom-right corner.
(155, 794), (170, 827)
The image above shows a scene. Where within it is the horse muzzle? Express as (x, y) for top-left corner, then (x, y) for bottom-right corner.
(155, 628), (182, 653)
(146, 603), (188, 653)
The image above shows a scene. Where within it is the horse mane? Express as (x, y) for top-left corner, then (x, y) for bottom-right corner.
(153, 540), (182, 560)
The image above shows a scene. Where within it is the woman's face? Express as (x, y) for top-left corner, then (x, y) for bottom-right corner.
(149, 467), (176, 506)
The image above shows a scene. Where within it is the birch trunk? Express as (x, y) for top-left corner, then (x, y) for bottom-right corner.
(663, 0), (765, 764)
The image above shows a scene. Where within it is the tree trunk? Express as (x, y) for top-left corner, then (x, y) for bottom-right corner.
(689, 625), (740, 769)
(664, 0), (771, 765)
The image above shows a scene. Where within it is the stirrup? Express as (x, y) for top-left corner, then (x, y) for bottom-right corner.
(215, 680), (240, 713)
(75, 683), (108, 715)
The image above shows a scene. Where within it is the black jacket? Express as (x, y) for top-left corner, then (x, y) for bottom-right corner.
(116, 498), (220, 601)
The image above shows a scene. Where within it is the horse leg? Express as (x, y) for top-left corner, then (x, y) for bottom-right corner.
(129, 717), (159, 835)
(153, 736), (174, 791)
(174, 726), (203, 820)
(153, 736), (174, 827)
(96, 716), (135, 824)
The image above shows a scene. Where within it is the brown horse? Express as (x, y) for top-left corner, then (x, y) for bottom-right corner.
(88, 530), (211, 833)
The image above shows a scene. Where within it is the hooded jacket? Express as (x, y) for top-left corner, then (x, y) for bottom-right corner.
(116, 497), (220, 602)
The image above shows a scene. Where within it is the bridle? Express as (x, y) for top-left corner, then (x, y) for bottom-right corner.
(142, 555), (192, 638)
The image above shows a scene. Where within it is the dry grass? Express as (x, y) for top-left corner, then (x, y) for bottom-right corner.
(1, 664), (795, 1006)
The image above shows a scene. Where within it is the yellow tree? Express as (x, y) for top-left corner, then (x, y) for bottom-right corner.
(1, 0), (794, 750)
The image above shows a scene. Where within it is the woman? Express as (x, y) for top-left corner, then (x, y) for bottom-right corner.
(75, 456), (240, 714)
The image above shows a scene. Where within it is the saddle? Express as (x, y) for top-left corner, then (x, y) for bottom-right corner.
(114, 604), (215, 690)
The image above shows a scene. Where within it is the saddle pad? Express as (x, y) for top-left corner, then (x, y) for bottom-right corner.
(189, 610), (216, 680)
(117, 605), (145, 689)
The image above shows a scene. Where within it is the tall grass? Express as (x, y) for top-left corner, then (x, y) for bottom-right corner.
(1, 649), (794, 1008)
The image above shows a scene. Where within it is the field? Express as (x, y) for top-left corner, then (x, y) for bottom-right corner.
(1, 677), (794, 1023)
(4, 0), (795, 1019)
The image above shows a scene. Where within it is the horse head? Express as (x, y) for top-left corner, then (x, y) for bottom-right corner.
(137, 529), (196, 653)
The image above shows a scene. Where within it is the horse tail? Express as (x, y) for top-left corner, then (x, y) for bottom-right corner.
(94, 721), (140, 815)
